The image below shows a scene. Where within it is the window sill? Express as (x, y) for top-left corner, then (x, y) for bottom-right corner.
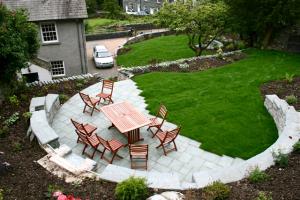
(41, 41), (61, 46)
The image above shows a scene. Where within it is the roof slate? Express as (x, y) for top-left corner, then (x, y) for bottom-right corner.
(2, 0), (88, 21)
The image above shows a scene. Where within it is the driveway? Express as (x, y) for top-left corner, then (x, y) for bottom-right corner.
(86, 37), (129, 79)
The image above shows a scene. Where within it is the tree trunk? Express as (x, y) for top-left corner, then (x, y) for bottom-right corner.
(261, 26), (274, 49)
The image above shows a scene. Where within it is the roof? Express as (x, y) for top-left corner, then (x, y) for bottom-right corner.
(1, 0), (88, 21)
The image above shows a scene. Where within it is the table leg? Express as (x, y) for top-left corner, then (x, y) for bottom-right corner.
(108, 123), (115, 129)
(127, 128), (144, 145)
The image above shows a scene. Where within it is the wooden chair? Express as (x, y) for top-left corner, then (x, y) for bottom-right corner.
(71, 118), (97, 143)
(147, 104), (168, 137)
(96, 80), (114, 105)
(79, 92), (100, 116)
(75, 130), (98, 158)
(85, 133), (103, 159)
(155, 126), (181, 156)
(129, 144), (149, 170)
(97, 135), (124, 164)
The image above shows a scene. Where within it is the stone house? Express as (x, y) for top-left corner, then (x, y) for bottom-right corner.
(121, 0), (174, 14)
(2, 0), (88, 79)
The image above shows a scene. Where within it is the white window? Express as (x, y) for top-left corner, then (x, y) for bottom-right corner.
(157, 0), (161, 3)
(50, 61), (65, 77)
(40, 23), (58, 43)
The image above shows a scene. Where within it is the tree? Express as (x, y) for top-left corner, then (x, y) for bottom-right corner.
(86, 0), (98, 15)
(0, 4), (39, 85)
(224, 0), (300, 48)
(102, 0), (123, 19)
(157, 0), (229, 56)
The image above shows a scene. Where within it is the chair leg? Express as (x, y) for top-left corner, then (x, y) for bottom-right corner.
(91, 147), (97, 158)
(83, 105), (87, 113)
(98, 97), (102, 105)
(173, 141), (177, 151)
(162, 145), (167, 156)
(110, 152), (117, 164)
(156, 143), (163, 148)
(101, 148), (107, 159)
(82, 144), (88, 155)
(91, 106), (95, 116)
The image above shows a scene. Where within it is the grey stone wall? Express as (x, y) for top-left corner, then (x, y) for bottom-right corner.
(37, 20), (88, 77)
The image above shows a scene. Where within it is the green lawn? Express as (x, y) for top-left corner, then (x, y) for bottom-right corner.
(117, 35), (201, 67)
(133, 49), (300, 159)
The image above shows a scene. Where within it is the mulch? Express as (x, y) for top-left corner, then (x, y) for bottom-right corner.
(0, 72), (299, 199)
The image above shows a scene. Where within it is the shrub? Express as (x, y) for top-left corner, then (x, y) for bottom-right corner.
(8, 95), (19, 106)
(217, 48), (224, 59)
(235, 40), (246, 50)
(272, 151), (289, 168)
(202, 181), (230, 200)
(248, 167), (269, 183)
(59, 94), (69, 103)
(285, 73), (294, 83)
(293, 141), (300, 153)
(19, 94), (28, 102)
(255, 191), (272, 200)
(285, 95), (297, 105)
(22, 112), (32, 120)
(76, 82), (84, 89)
(45, 184), (62, 199)
(0, 188), (3, 200)
(225, 43), (235, 51)
(115, 177), (148, 200)
(0, 126), (9, 138)
(3, 112), (20, 127)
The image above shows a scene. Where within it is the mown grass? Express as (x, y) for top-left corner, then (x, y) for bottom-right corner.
(133, 49), (300, 159)
(116, 35), (204, 67)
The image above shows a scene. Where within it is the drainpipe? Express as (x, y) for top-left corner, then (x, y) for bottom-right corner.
(76, 19), (87, 74)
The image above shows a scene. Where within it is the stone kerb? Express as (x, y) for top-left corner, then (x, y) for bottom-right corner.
(193, 95), (300, 188)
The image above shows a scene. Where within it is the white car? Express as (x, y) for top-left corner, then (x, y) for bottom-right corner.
(93, 45), (114, 68)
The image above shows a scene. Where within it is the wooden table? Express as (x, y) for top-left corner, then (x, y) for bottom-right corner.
(101, 101), (151, 145)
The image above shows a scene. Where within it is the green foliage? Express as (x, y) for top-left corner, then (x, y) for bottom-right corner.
(0, 4), (39, 84)
(202, 181), (230, 200)
(248, 167), (269, 183)
(12, 142), (22, 152)
(8, 95), (20, 106)
(59, 94), (69, 103)
(224, 0), (300, 47)
(3, 112), (20, 127)
(157, 1), (229, 56)
(293, 141), (300, 153)
(285, 95), (297, 105)
(102, 0), (123, 19)
(76, 82), (84, 89)
(285, 73), (294, 83)
(134, 50), (300, 158)
(255, 191), (273, 200)
(0, 188), (3, 200)
(45, 184), (62, 198)
(0, 126), (9, 138)
(235, 40), (246, 50)
(115, 177), (148, 200)
(22, 112), (32, 120)
(86, 0), (98, 15)
(273, 151), (289, 168)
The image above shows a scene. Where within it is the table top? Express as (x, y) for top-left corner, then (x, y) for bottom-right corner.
(101, 101), (151, 133)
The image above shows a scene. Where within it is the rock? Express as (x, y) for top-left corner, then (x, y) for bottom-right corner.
(147, 192), (185, 200)
(147, 194), (167, 200)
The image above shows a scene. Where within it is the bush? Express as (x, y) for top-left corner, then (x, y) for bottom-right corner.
(285, 73), (294, 83)
(76, 82), (84, 89)
(248, 167), (269, 183)
(22, 112), (32, 120)
(235, 40), (246, 50)
(0, 126), (9, 138)
(0, 188), (3, 200)
(272, 151), (289, 168)
(8, 95), (19, 106)
(59, 94), (69, 103)
(202, 181), (230, 200)
(293, 141), (300, 153)
(255, 191), (272, 200)
(225, 43), (235, 51)
(285, 95), (297, 105)
(12, 142), (22, 152)
(3, 112), (20, 127)
(115, 177), (148, 200)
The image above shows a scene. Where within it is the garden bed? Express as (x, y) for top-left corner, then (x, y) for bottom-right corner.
(261, 76), (300, 110)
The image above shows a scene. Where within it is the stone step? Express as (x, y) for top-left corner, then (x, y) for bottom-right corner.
(180, 181), (198, 190)
(218, 155), (235, 168)
(232, 157), (245, 166)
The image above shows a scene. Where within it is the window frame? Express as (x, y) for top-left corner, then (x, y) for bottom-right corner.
(40, 22), (59, 44)
(50, 60), (65, 77)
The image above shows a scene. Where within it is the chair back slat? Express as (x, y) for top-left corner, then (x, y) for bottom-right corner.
(158, 104), (168, 119)
(164, 126), (181, 143)
(71, 118), (86, 134)
(79, 92), (93, 106)
(101, 80), (114, 95)
(97, 134), (111, 150)
(130, 144), (148, 153)
(76, 130), (89, 144)
(87, 133), (100, 148)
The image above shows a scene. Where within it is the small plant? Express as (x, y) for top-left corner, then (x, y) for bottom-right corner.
(255, 191), (272, 200)
(3, 112), (20, 127)
(8, 95), (19, 106)
(272, 150), (289, 168)
(248, 167), (269, 183)
(22, 112), (32, 120)
(12, 142), (22, 152)
(202, 181), (230, 200)
(0, 126), (9, 138)
(59, 94), (69, 103)
(45, 184), (62, 198)
(285, 95), (297, 105)
(293, 140), (300, 153)
(0, 188), (3, 200)
(235, 40), (246, 50)
(217, 48), (224, 59)
(115, 177), (148, 200)
(76, 82), (84, 89)
(285, 73), (294, 83)
(19, 94), (28, 102)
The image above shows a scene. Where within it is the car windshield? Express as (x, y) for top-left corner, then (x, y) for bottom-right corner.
(96, 51), (111, 58)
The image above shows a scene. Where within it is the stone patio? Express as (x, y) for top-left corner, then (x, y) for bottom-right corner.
(52, 79), (244, 183)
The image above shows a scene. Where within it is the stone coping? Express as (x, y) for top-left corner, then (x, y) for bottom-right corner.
(32, 87), (299, 189)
